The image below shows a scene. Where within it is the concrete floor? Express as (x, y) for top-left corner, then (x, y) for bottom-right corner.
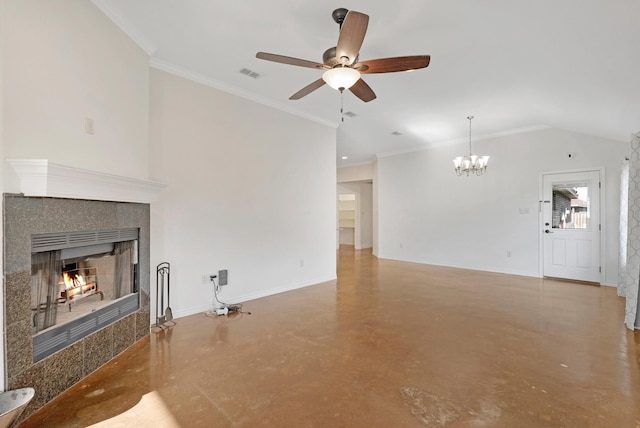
(20, 246), (640, 427)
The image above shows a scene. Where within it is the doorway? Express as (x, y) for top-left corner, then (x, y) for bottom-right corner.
(338, 193), (356, 247)
(336, 182), (373, 250)
(541, 170), (601, 283)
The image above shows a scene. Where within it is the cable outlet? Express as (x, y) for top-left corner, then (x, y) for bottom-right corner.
(219, 270), (228, 286)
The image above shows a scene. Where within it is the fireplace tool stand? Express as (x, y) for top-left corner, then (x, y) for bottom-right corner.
(154, 262), (175, 331)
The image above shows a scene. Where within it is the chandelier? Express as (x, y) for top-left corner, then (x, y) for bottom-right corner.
(453, 116), (489, 176)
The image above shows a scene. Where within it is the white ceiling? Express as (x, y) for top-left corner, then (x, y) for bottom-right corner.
(93, 0), (640, 166)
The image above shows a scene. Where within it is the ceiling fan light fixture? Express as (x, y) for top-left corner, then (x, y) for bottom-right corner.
(256, 9), (430, 102)
(322, 67), (360, 91)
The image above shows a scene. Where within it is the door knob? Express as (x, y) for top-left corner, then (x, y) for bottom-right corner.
(545, 229), (553, 234)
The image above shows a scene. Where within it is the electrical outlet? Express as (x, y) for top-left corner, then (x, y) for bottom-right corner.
(201, 275), (208, 284)
(85, 117), (94, 135)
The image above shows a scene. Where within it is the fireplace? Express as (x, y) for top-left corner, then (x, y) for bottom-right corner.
(30, 229), (140, 362)
(4, 195), (151, 415)
(2, 160), (164, 421)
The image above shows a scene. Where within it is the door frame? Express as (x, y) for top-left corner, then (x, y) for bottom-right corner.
(538, 167), (606, 283)
(337, 191), (359, 249)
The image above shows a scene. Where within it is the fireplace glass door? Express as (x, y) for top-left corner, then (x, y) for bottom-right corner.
(31, 229), (139, 335)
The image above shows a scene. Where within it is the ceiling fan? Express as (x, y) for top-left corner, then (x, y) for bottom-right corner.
(256, 8), (430, 103)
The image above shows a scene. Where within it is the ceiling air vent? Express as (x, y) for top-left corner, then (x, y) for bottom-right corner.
(239, 68), (260, 79)
(391, 131), (403, 136)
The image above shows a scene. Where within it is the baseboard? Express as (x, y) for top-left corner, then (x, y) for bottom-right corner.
(377, 254), (540, 279)
(167, 274), (337, 321)
(229, 275), (337, 303)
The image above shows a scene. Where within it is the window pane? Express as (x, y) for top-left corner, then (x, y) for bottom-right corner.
(552, 181), (590, 229)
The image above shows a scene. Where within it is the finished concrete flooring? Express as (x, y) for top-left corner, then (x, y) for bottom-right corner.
(20, 247), (640, 427)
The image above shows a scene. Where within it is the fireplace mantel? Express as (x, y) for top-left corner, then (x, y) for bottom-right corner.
(7, 159), (166, 203)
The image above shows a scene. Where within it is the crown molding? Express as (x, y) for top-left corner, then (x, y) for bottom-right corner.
(7, 159), (166, 204)
(375, 125), (553, 159)
(150, 58), (338, 129)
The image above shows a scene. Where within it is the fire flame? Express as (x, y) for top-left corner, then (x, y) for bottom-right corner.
(62, 272), (86, 289)
(60, 272), (93, 298)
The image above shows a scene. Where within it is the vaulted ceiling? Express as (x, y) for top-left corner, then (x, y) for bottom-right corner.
(93, 0), (640, 166)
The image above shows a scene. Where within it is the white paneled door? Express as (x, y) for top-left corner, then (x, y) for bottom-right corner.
(542, 171), (601, 283)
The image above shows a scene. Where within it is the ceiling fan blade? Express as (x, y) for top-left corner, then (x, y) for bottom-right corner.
(349, 78), (376, 103)
(358, 55), (431, 74)
(336, 11), (369, 66)
(289, 78), (326, 100)
(256, 52), (327, 69)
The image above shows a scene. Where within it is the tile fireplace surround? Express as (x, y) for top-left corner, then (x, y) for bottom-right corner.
(4, 195), (151, 417)
(3, 159), (164, 419)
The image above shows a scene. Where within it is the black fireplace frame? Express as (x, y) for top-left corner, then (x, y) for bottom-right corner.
(31, 228), (141, 362)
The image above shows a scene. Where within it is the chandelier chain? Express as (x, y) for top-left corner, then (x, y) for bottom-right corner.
(468, 115), (474, 155)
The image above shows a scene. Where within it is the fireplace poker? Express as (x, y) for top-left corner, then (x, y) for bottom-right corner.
(155, 262), (170, 327)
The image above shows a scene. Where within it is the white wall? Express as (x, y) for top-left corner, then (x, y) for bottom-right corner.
(359, 182), (373, 248)
(149, 69), (337, 318)
(377, 128), (627, 284)
(337, 163), (373, 183)
(338, 227), (355, 246)
(1, 0), (151, 391)
(372, 160), (379, 256)
(2, 0), (150, 190)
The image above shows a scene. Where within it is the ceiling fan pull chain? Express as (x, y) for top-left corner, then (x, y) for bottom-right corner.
(340, 88), (345, 122)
